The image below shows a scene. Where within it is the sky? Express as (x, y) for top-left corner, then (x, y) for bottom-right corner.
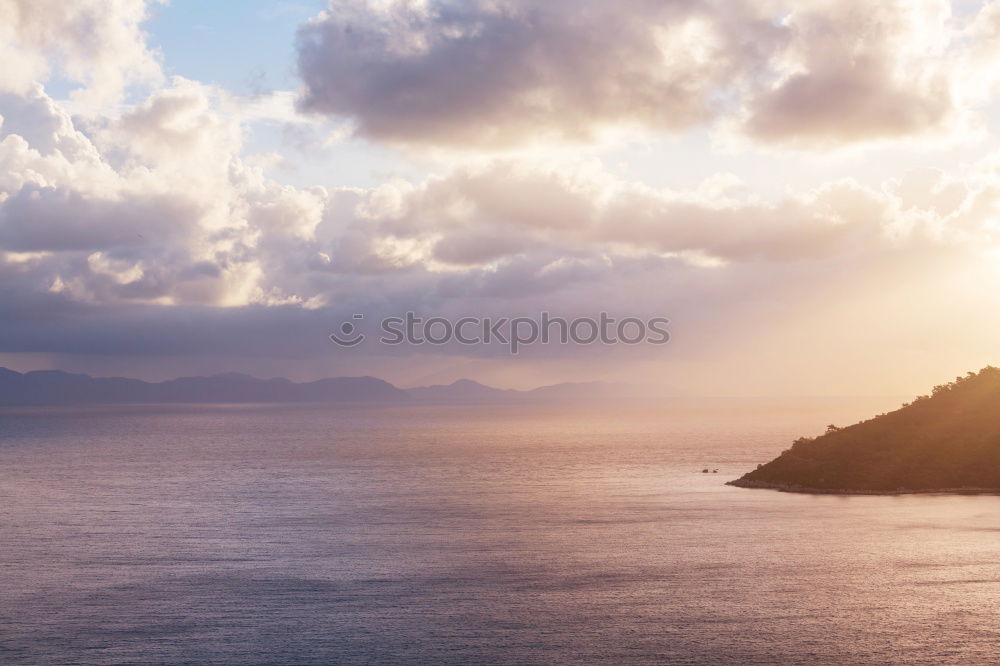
(0, 0), (999, 395)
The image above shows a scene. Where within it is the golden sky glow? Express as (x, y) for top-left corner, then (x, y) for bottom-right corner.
(0, 0), (999, 395)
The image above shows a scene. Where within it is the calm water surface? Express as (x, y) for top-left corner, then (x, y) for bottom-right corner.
(2, 400), (999, 665)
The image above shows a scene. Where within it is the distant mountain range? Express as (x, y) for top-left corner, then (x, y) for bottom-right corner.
(405, 378), (623, 404)
(0, 368), (626, 406)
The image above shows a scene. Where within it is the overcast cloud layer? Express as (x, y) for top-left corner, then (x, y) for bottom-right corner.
(1, 0), (1000, 393)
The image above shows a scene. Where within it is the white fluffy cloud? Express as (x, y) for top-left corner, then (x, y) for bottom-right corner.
(295, 0), (779, 146)
(0, 0), (162, 104)
(296, 0), (1000, 150)
(0, 78), (323, 308)
(736, 0), (959, 148)
(2, 75), (999, 316)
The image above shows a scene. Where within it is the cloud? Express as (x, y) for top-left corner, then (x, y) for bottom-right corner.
(735, 0), (960, 149)
(295, 0), (781, 147)
(0, 79), (321, 308)
(2, 74), (998, 347)
(431, 231), (527, 265)
(0, 0), (162, 104)
(295, 0), (1000, 151)
(345, 160), (904, 269)
(0, 183), (195, 252)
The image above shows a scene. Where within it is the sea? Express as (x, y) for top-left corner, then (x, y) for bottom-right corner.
(2, 399), (999, 665)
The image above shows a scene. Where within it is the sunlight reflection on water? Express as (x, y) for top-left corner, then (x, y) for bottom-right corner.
(1, 400), (998, 665)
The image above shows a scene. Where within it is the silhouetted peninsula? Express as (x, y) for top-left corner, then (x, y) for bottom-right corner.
(730, 367), (1000, 494)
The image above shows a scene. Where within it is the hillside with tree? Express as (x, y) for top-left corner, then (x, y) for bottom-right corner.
(731, 367), (1000, 493)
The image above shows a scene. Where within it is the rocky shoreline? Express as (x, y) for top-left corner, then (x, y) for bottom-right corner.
(727, 478), (1000, 496)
